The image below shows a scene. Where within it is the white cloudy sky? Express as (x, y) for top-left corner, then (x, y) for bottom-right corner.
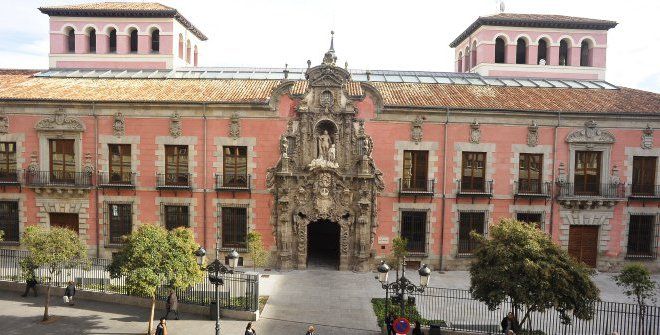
(0, 0), (658, 92)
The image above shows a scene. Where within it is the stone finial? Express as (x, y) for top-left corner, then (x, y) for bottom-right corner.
(610, 165), (620, 185)
(641, 123), (654, 149)
(0, 109), (7, 135)
(83, 153), (94, 174)
(322, 31), (337, 66)
(229, 112), (240, 139)
(283, 63), (289, 79)
(527, 120), (539, 147)
(113, 112), (125, 137)
(557, 162), (567, 184)
(170, 112), (182, 138)
(469, 120), (481, 144)
(28, 151), (39, 172)
(411, 115), (424, 144)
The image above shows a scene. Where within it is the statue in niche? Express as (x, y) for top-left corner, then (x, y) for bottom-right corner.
(318, 130), (331, 159)
(309, 129), (339, 169)
(280, 135), (289, 159)
(328, 143), (336, 162)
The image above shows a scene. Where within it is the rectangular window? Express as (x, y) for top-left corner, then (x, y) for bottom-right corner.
(0, 201), (19, 242)
(223, 146), (248, 187)
(221, 207), (247, 249)
(109, 144), (131, 184)
(516, 212), (544, 229)
(49, 139), (75, 182)
(402, 150), (429, 191)
(627, 215), (656, 258)
(108, 204), (132, 245)
(164, 205), (189, 230)
(461, 152), (486, 192)
(0, 142), (17, 182)
(518, 153), (543, 193)
(401, 211), (427, 253)
(165, 145), (189, 186)
(458, 212), (485, 254)
(632, 156), (657, 195)
(574, 151), (601, 195)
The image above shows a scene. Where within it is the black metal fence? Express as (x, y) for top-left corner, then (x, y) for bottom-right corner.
(25, 171), (93, 188)
(556, 182), (626, 198)
(0, 249), (259, 312)
(403, 286), (660, 335)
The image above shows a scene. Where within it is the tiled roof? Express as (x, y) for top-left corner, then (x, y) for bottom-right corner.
(39, 2), (207, 41)
(0, 70), (658, 114)
(450, 13), (617, 47)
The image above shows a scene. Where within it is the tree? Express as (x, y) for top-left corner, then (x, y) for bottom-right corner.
(247, 231), (269, 271)
(108, 225), (204, 334)
(613, 263), (657, 335)
(21, 226), (89, 321)
(388, 236), (408, 276)
(469, 218), (600, 328)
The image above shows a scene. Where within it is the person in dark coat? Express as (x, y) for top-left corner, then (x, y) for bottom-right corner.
(21, 268), (38, 297)
(385, 313), (395, 335)
(163, 289), (179, 320)
(412, 320), (422, 335)
(64, 280), (76, 305)
(155, 317), (167, 335)
(245, 321), (256, 335)
(305, 325), (316, 335)
(501, 312), (521, 334)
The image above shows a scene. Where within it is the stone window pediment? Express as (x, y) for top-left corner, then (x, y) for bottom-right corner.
(35, 109), (84, 133)
(566, 120), (615, 146)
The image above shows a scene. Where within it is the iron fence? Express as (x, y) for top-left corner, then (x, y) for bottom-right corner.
(0, 249), (259, 312)
(215, 174), (251, 191)
(98, 171), (136, 188)
(457, 180), (494, 197)
(398, 286), (660, 335)
(25, 171), (93, 188)
(156, 173), (192, 189)
(399, 178), (435, 196)
(556, 182), (625, 198)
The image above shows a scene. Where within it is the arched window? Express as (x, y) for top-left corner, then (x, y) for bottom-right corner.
(516, 38), (527, 64)
(457, 52), (463, 73)
(559, 39), (570, 66)
(88, 28), (96, 53)
(178, 34), (183, 59)
(151, 29), (160, 53)
(470, 41), (477, 69)
(537, 39), (548, 64)
(129, 28), (138, 53)
(186, 40), (191, 63)
(194, 46), (198, 66)
(580, 40), (591, 67)
(495, 37), (506, 63)
(66, 27), (75, 53)
(109, 28), (117, 53)
(464, 47), (469, 71)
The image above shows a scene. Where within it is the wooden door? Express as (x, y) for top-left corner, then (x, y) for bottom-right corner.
(568, 226), (599, 267)
(49, 213), (79, 234)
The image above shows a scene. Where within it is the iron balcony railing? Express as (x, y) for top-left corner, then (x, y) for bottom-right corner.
(457, 180), (493, 197)
(556, 182), (625, 198)
(156, 173), (192, 189)
(0, 170), (21, 185)
(399, 178), (435, 196)
(25, 171), (93, 188)
(628, 183), (660, 199)
(98, 172), (136, 188)
(215, 174), (251, 191)
(514, 181), (552, 198)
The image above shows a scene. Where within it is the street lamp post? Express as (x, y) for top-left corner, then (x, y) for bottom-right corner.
(376, 257), (431, 320)
(196, 247), (240, 335)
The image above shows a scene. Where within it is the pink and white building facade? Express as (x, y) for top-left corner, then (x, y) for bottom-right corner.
(0, 3), (658, 272)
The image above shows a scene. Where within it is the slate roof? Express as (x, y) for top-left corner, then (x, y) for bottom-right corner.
(450, 13), (618, 47)
(0, 69), (658, 114)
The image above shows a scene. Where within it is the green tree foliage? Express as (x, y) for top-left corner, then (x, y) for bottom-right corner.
(108, 225), (204, 334)
(387, 236), (409, 274)
(469, 218), (600, 326)
(247, 231), (269, 270)
(613, 263), (657, 335)
(21, 226), (89, 321)
(0, 229), (4, 241)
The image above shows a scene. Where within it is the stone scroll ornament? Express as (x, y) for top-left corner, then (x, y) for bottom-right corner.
(229, 112), (240, 139)
(35, 108), (84, 132)
(0, 110), (8, 135)
(113, 112), (125, 137)
(169, 112), (182, 138)
(411, 115), (424, 144)
(527, 121), (539, 147)
(641, 124), (653, 149)
(470, 120), (481, 144)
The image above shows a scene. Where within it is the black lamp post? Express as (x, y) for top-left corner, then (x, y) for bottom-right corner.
(196, 246), (240, 335)
(376, 257), (431, 320)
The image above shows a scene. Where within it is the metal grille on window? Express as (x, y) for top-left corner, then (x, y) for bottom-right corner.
(401, 211), (427, 253)
(221, 207), (247, 249)
(163, 205), (189, 230)
(458, 211), (486, 255)
(0, 201), (19, 242)
(108, 203), (132, 245)
(627, 214), (658, 259)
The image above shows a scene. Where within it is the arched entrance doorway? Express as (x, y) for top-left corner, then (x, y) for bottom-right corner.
(307, 220), (340, 269)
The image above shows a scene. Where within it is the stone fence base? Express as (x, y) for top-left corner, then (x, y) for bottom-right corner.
(0, 281), (258, 321)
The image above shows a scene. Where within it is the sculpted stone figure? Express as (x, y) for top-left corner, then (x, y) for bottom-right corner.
(318, 130), (331, 159)
(328, 143), (336, 162)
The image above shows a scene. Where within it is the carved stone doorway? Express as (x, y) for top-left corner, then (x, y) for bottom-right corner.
(306, 220), (340, 269)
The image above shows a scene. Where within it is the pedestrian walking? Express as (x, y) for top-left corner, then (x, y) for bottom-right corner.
(385, 313), (395, 335)
(21, 267), (38, 297)
(245, 321), (256, 335)
(155, 317), (167, 335)
(412, 320), (422, 335)
(500, 312), (520, 334)
(63, 280), (76, 305)
(163, 289), (179, 320)
(305, 325), (316, 335)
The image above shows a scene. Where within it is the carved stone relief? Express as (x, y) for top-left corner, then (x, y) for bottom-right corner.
(229, 112), (240, 139)
(641, 124), (654, 150)
(527, 121), (539, 147)
(83, 153), (94, 174)
(469, 120), (481, 144)
(411, 115), (424, 144)
(169, 112), (182, 138)
(113, 112), (125, 137)
(27, 151), (39, 172)
(0, 110), (7, 135)
(566, 120), (615, 149)
(35, 108), (84, 132)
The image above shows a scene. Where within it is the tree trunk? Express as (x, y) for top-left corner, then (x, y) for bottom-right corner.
(147, 295), (156, 335)
(43, 282), (51, 321)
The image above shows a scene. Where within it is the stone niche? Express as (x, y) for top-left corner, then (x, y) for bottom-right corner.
(266, 48), (384, 272)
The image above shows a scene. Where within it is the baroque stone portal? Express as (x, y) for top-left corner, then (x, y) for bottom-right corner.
(267, 43), (384, 271)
